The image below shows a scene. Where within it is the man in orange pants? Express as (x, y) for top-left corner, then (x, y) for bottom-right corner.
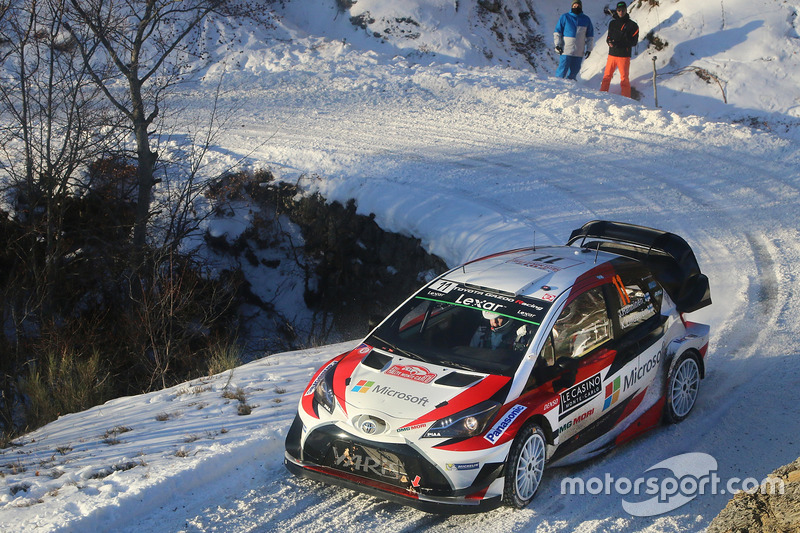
(600, 2), (639, 98)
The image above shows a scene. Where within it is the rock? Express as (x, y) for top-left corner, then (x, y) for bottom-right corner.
(707, 457), (800, 533)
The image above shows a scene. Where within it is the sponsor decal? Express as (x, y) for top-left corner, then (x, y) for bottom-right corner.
(396, 423), (428, 433)
(356, 382), (430, 406)
(351, 380), (375, 393)
(454, 293), (506, 313)
(429, 279), (458, 294)
(418, 285), (552, 326)
(543, 397), (560, 413)
(514, 299), (545, 311)
(446, 462), (480, 471)
(559, 373), (602, 415)
(332, 447), (403, 480)
(618, 295), (650, 317)
(623, 350), (661, 392)
(603, 376), (621, 411)
(618, 293), (655, 329)
(385, 364), (437, 384)
(542, 293), (557, 302)
(484, 405), (527, 444)
(507, 255), (581, 272)
(304, 361), (336, 397)
(557, 407), (595, 435)
(356, 343), (372, 355)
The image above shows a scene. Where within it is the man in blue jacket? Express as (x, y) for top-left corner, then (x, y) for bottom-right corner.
(554, 0), (594, 80)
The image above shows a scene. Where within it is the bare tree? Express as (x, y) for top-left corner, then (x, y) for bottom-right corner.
(61, 0), (231, 261)
(0, 0), (120, 435)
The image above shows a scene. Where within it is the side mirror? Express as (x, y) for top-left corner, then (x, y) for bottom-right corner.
(552, 357), (578, 391)
(556, 356), (579, 370)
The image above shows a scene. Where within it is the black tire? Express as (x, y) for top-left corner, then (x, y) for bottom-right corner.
(664, 352), (701, 423)
(502, 423), (547, 508)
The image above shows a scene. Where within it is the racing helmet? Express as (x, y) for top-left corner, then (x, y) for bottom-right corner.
(482, 310), (514, 333)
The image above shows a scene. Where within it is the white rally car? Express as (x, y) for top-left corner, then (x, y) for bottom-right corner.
(284, 220), (712, 513)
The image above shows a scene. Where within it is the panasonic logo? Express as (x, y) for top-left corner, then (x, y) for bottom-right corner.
(483, 405), (527, 444)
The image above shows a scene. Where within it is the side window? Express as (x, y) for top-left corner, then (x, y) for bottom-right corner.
(551, 286), (612, 360)
(611, 270), (661, 332)
(539, 333), (556, 366)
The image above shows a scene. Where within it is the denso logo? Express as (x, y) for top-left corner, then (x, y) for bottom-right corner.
(484, 405), (527, 444)
(385, 364), (437, 384)
(543, 397), (560, 412)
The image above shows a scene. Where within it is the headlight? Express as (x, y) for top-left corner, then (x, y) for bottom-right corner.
(313, 363), (337, 415)
(422, 401), (501, 439)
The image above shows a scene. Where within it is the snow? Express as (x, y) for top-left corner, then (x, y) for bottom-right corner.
(2, 0), (800, 531)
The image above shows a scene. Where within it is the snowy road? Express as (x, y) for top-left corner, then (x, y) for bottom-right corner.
(141, 49), (800, 531)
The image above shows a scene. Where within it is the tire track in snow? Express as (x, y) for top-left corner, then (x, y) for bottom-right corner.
(164, 60), (800, 532)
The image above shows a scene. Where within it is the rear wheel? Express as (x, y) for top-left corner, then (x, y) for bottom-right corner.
(664, 352), (701, 423)
(503, 423), (546, 508)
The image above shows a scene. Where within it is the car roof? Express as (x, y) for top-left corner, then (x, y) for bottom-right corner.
(441, 245), (635, 301)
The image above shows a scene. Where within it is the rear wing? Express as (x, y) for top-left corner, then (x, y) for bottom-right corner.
(567, 220), (712, 313)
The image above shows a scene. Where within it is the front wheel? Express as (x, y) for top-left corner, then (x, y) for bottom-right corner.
(503, 423), (546, 508)
(664, 352), (701, 423)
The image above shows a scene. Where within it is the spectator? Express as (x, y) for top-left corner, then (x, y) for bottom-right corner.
(600, 2), (640, 98)
(554, 0), (594, 80)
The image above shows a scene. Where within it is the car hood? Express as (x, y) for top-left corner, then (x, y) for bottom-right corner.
(332, 344), (511, 428)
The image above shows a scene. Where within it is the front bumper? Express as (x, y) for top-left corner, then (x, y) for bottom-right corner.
(284, 414), (504, 514)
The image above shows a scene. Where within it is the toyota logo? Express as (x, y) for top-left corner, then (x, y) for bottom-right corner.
(361, 420), (377, 435)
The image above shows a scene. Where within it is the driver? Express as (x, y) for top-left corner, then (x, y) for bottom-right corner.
(470, 311), (518, 350)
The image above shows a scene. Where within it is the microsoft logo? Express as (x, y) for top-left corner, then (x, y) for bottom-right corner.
(603, 377), (621, 410)
(351, 380), (375, 393)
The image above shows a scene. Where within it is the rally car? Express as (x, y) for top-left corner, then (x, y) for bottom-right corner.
(284, 220), (712, 513)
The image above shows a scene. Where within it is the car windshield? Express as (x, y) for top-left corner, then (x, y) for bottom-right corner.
(365, 281), (552, 376)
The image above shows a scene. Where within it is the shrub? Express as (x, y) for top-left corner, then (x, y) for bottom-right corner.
(206, 342), (243, 376)
(645, 30), (668, 51)
(20, 348), (112, 429)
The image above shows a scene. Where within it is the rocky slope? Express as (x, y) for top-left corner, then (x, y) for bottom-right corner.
(708, 458), (800, 532)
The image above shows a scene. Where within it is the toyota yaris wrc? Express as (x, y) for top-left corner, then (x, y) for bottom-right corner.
(284, 220), (712, 513)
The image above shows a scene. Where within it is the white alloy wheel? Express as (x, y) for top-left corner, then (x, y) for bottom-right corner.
(503, 424), (546, 507)
(666, 353), (700, 422)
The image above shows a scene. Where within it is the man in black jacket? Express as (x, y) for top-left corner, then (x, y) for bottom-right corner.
(600, 2), (639, 98)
